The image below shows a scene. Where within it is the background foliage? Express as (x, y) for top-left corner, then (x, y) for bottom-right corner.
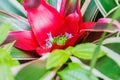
(0, 0), (120, 80)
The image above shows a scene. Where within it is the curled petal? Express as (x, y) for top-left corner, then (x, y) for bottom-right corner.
(81, 18), (120, 33)
(7, 31), (39, 50)
(97, 18), (120, 29)
(79, 22), (96, 31)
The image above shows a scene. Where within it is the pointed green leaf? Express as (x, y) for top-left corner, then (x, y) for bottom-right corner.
(58, 62), (98, 80)
(0, 11), (29, 31)
(0, 48), (18, 80)
(72, 43), (105, 59)
(0, 23), (11, 45)
(46, 50), (71, 69)
(0, 0), (26, 17)
(11, 47), (37, 60)
(2, 41), (19, 66)
(3, 41), (16, 53)
(17, 0), (23, 4)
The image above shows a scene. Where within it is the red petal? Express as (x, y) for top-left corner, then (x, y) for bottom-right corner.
(7, 31), (39, 50)
(36, 47), (50, 55)
(64, 12), (82, 34)
(23, 0), (83, 54)
(79, 22), (96, 31)
(23, 0), (64, 47)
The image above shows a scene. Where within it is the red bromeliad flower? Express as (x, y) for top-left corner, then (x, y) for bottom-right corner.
(7, 0), (120, 55)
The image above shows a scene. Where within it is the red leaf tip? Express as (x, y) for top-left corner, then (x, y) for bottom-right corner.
(23, 0), (40, 10)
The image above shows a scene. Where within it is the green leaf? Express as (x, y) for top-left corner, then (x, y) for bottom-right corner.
(58, 62), (98, 80)
(105, 43), (120, 55)
(46, 49), (71, 69)
(103, 37), (120, 45)
(90, 6), (120, 73)
(0, 0), (26, 17)
(0, 11), (29, 31)
(95, 37), (120, 80)
(95, 56), (120, 80)
(2, 41), (19, 66)
(0, 63), (14, 80)
(82, 0), (98, 21)
(102, 37), (120, 66)
(101, 46), (120, 67)
(72, 43), (105, 59)
(17, 0), (23, 4)
(94, 0), (118, 17)
(46, 0), (57, 9)
(0, 48), (16, 80)
(15, 60), (58, 80)
(11, 47), (37, 60)
(111, 7), (120, 20)
(0, 23), (11, 45)
(3, 41), (16, 53)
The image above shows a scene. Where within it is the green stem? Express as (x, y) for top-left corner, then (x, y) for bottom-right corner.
(90, 7), (120, 73)
(90, 21), (114, 73)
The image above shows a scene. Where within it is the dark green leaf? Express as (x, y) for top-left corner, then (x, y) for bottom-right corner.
(11, 47), (37, 60)
(58, 62), (98, 80)
(102, 37), (120, 66)
(0, 23), (11, 45)
(46, 50), (71, 69)
(95, 0), (118, 17)
(105, 43), (120, 55)
(82, 0), (98, 21)
(94, 37), (120, 80)
(106, 7), (120, 21)
(17, 0), (23, 4)
(15, 60), (58, 80)
(98, 0), (117, 12)
(90, 6), (120, 74)
(72, 43), (105, 59)
(95, 56), (120, 80)
(103, 37), (120, 54)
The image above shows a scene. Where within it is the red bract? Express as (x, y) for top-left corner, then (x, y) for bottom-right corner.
(8, 0), (96, 55)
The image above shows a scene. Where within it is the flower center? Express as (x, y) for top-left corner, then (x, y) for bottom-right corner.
(46, 32), (72, 48)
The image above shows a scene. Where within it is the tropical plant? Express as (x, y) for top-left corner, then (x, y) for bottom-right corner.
(0, 0), (120, 80)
